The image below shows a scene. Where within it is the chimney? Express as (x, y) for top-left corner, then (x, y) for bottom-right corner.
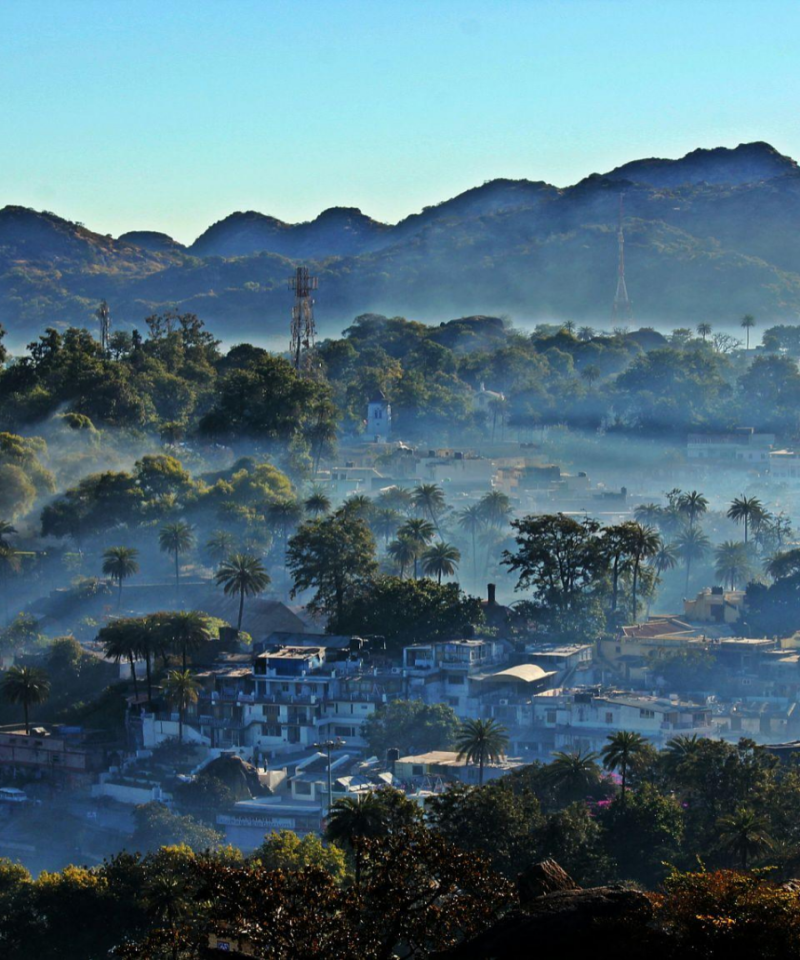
(488, 583), (496, 606)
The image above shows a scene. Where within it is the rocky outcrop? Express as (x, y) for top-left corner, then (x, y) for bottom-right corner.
(440, 861), (655, 960)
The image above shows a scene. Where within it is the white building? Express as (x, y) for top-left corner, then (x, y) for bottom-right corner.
(365, 390), (391, 441)
(687, 428), (774, 465)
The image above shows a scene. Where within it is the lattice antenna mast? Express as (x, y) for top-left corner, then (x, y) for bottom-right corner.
(95, 300), (111, 355)
(612, 194), (633, 323)
(288, 266), (318, 372)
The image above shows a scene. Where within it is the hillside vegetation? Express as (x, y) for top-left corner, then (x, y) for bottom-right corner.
(4, 141), (800, 339)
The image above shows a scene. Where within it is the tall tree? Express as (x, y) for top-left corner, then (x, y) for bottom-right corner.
(478, 490), (512, 529)
(304, 488), (331, 517)
(728, 495), (765, 544)
(101, 546), (140, 609)
(413, 484), (446, 535)
(458, 504), (486, 585)
(1, 665), (50, 735)
(421, 541), (461, 584)
(163, 669), (200, 744)
(675, 526), (711, 594)
(741, 313), (756, 350)
(387, 536), (417, 579)
(677, 490), (708, 530)
(159, 522), (195, 599)
(325, 792), (388, 885)
(697, 322), (712, 341)
(153, 611), (212, 672)
(715, 540), (754, 590)
(287, 510), (378, 626)
(717, 806), (772, 870)
(601, 730), (647, 805)
(629, 524), (661, 621)
(204, 530), (236, 565)
(454, 718), (509, 786)
(214, 553), (271, 631)
(99, 619), (143, 700)
(397, 518), (435, 579)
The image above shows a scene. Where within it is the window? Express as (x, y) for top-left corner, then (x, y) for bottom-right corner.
(412, 765), (424, 776)
(639, 709), (655, 719)
(605, 712), (614, 724)
(546, 710), (556, 724)
(294, 781), (312, 795)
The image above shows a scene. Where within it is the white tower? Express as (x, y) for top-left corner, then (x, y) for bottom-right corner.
(366, 390), (391, 441)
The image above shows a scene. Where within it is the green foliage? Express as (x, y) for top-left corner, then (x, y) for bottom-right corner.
(287, 510), (378, 624)
(252, 830), (347, 880)
(131, 801), (223, 853)
(362, 699), (460, 757)
(334, 575), (485, 651)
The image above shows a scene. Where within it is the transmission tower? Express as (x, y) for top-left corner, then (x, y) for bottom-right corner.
(288, 266), (318, 372)
(612, 195), (633, 323)
(95, 300), (111, 355)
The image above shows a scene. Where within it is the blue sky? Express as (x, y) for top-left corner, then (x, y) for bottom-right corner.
(1, 0), (798, 243)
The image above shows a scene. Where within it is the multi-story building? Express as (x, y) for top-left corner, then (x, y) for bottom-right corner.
(0, 724), (117, 788)
(513, 687), (715, 758)
(686, 428), (774, 465)
(403, 639), (508, 715)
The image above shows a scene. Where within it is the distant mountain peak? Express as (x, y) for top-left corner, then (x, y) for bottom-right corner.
(604, 140), (797, 188)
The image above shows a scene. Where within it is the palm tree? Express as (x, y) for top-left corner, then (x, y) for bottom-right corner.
(714, 540), (754, 590)
(629, 524), (661, 620)
(215, 554), (271, 632)
(99, 619), (143, 700)
(477, 490), (512, 529)
(376, 486), (414, 515)
(601, 522), (637, 614)
(413, 483), (446, 534)
(544, 749), (601, 797)
(205, 530), (236, 564)
(326, 793), (387, 885)
(340, 494), (373, 522)
(397, 518), (435, 578)
(159, 522), (195, 598)
(741, 314), (756, 350)
(304, 488), (331, 517)
(634, 503), (663, 529)
(697, 322), (712, 341)
(454, 718), (509, 786)
(717, 806), (773, 870)
(601, 731), (647, 805)
(421, 541), (461, 584)
(162, 669), (200, 744)
(663, 734), (701, 773)
(675, 526), (711, 594)
(387, 537), (417, 579)
(458, 503), (486, 585)
(101, 546), (140, 609)
(1, 665), (50, 735)
(652, 542), (679, 576)
(677, 490), (708, 530)
(371, 507), (401, 547)
(268, 498), (303, 595)
(159, 610), (213, 672)
(728, 495), (764, 544)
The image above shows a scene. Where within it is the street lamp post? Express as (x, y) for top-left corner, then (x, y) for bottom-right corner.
(313, 738), (345, 819)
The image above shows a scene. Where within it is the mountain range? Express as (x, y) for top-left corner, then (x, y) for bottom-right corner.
(3, 140), (800, 342)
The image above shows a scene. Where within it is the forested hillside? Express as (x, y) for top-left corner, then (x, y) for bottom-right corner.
(4, 141), (800, 340)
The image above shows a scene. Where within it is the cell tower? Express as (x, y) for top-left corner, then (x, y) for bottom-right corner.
(288, 266), (318, 372)
(612, 195), (633, 323)
(95, 300), (111, 355)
